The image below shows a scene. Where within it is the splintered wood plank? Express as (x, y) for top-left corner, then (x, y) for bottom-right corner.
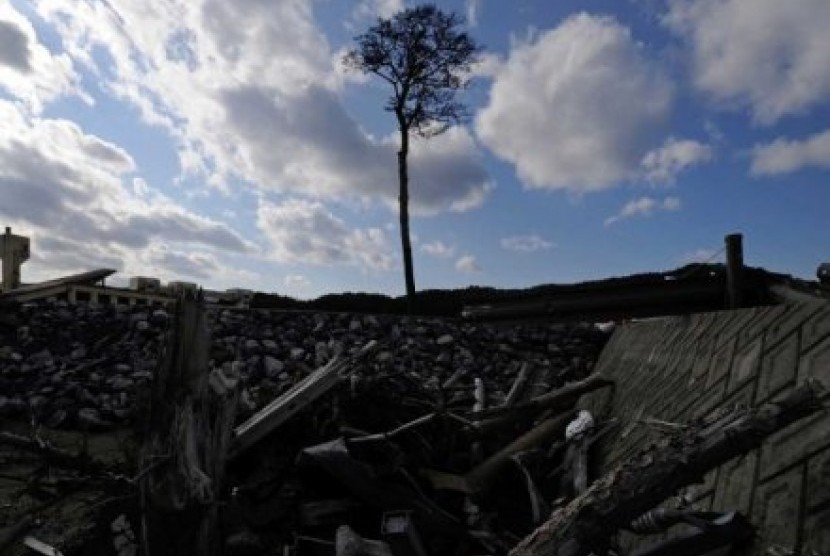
(230, 340), (378, 458)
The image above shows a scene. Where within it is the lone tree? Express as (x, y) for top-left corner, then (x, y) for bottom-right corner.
(345, 4), (480, 311)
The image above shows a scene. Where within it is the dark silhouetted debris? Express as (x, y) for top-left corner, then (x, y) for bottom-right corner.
(509, 380), (826, 556)
(24, 294), (824, 556)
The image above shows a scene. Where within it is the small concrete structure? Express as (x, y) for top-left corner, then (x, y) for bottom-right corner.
(0, 227), (30, 292)
(0, 268), (174, 307)
(129, 276), (162, 293)
(0, 227), (202, 307)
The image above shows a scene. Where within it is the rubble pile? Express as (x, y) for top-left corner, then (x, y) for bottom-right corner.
(0, 301), (169, 430)
(208, 309), (605, 415)
(210, 310), (610, 555)
(0, 302), (606, 432)
(0, 300), (612, 555)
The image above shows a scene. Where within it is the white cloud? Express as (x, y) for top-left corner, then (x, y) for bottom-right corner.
(750, 129), (830, 176)
(33, 0), (490, 214)
(0, 98), (253, 284)
(256, 198), (395, 271)
(476, 14), (673, 192)
(604, 196), (681, 226)
(455, 254), (481, 273)
(466, 0), (481, 27)
(500, 234), (555, 253)
(352, 0), (404, 21)
(678, 248), (719, 264)
(469, 53), (503, 80)
(149, 249), (219, 280)
(0, 3), (89, 113)
(664, 0), (830, 124)
(641, 138), (713, 183)
(284, 274), (310, 288)
(421, 240), (456, 258)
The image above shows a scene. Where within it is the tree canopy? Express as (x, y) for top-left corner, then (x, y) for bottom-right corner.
(344, 4), (481, 136)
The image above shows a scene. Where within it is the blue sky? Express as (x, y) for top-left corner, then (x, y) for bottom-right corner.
(1, 0), (828, 298)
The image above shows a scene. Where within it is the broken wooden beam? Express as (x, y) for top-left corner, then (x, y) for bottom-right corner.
(466, 410), (575, 494)
(474, 373), (612, 437)
(348, 413), (437, 444)
(504, 362), (531, 407)
(476, 373), (613, 420)
(509, 379), (826, 556)
(230, 340), (378, 458)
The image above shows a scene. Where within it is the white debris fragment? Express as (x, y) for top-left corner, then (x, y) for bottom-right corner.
(565, 410), (595, 440)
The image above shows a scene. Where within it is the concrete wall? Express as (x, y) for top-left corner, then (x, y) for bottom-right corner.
(583, 300), (830, 554)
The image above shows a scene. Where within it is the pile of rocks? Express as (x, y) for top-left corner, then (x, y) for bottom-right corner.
(210, 309), (607, 419)
(0, 301), (169, 429)
(0, 301), (609, 433)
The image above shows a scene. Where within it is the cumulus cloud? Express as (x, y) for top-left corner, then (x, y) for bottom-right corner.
(421, 240), (456, 258)
(500, 234), (555, 253)
(352, 0), (404, 21)
(256, 198), (395, 271)
(476, 14), (673, 192)
(284, 274), (311, 288)
(149, 249), (220, 280)
(0, 3), (256, 285)
(33, 0), (490, 214)
(0, 98), (253, 283)
(455, 254), (481, 273)
(223, 86), (491, 213)
(641, 138), (713, 183)
(0, 19), (31, 72)
(604, 196), (681, 226)
(0, 3), (88, 113)
(29, 235), (125, 275)
(750, 129), (830, 176)
(664, 0), (830, 124)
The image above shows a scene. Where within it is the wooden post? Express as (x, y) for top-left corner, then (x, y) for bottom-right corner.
(725, 233), (743, 309)
(140, 295), (239, 556)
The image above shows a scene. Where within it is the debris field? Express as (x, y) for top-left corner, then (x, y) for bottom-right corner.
(1, 299), (825, 556)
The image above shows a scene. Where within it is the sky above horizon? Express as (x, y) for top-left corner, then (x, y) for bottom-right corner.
(1, 0), (828, 298)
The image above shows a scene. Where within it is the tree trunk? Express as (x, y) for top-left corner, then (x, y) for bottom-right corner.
(397, 117), (416, 313)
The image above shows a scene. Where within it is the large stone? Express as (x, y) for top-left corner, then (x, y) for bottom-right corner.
(107, 376), (135, 391)
(436, 334), (454, 346)
(77, 407), (112, 431)
(263, 356), (285, 379)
